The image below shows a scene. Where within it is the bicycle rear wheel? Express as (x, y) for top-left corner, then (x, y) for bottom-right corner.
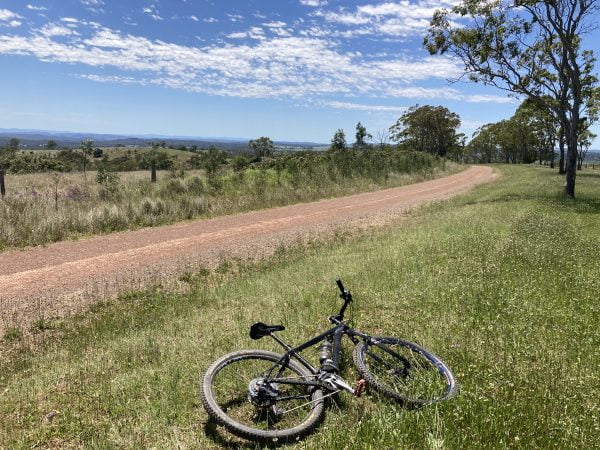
(353, 337), (457, 406)
(201, 350), (324, 444)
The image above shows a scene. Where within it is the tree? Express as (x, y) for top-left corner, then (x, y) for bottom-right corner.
(149, 142), (160, 182)
(80, 140), (93, 180)
(577, 129), (596, 169)
(330, 129), (347, 152)
(0, 144), (17, 198)
(517, 98), (560, 167)
(46, 140), (58, 150)
(249, 137), (274, 159)
(389, 105), (461, 156)
(354, 122), (372, 149)
(468, 123), (499, 163)
(374, 129), (390, 150)
(425, 0), (599, 198)
(7, 138), (19, 151)
(232, 154), (250, 172)
(203, 146), (226, 177)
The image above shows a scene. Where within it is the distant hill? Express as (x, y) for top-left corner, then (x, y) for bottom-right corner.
(0, 128), (325, 152)
(585, 150), (600, 162)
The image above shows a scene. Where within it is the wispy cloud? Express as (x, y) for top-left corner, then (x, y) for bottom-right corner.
(300, 0), (328, 6)
(324, 101), (407, 113)
(26, 5), (48, 12)
(0, 9), (22, 28)
(320, 0), (460, 37)
(0, 24), (462, 99)
(0, 12), (513, 108)
(142, 5), (163, 21)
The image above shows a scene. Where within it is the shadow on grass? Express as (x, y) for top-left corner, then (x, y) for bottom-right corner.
(204, 418), (286, 449)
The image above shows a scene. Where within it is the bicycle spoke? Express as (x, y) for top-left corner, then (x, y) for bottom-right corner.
(210, 355), (321, 432)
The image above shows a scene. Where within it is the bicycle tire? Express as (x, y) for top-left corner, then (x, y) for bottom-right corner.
(201, 349), (325, 444)
(353, 337), (458, 406)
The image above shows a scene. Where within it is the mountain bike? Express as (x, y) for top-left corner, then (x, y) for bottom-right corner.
(200, 279), (458, 444)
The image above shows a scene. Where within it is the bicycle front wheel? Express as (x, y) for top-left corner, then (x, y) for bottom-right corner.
(353, 337), (457, 406)
(201, 350), (324, 444)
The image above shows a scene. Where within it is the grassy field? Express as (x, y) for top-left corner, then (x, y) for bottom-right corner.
(0, 155), (455, 250)
(1, 165), (599, 448)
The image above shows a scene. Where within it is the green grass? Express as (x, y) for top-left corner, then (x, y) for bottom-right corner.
(1, 165), (599, 448)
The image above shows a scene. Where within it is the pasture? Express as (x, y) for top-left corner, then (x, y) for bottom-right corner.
(1, 165), (599, 448)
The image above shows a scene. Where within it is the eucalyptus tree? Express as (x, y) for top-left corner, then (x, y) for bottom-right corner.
(249, 136), (274, 159)
(354, 122), (372, 149)
(577, 129), (596, 169)
(425, 0), (599, 198)
(81, 139), (93, 180)
(389, 104), (461, 157)
(330, 129), (347, 152)
(469, 123), (500, 163)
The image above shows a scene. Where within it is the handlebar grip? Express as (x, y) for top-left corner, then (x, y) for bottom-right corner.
(336, 278), (345, 294)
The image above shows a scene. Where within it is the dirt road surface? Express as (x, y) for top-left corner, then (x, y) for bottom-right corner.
(0, 166), (495, 331)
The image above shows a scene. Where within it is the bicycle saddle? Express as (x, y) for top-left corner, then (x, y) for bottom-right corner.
(249, 322), (285, 340)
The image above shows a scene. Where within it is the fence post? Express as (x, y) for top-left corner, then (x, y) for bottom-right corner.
(0, 169), (5, 198)
(151, 161), (157, 183)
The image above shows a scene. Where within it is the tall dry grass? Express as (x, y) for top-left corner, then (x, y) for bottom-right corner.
(0, 155), (458, 250)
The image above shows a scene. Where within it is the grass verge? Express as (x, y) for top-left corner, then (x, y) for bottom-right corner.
(1, 165), (599, 448)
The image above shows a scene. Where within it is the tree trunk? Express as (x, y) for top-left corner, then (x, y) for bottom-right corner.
(0, 169), (5, 198)
(564, 128), (578, 199)
(151, 161), (157, 183)
(558, 129), (566, 175)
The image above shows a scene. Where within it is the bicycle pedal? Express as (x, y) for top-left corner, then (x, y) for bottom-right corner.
(353, 379), (367, 397)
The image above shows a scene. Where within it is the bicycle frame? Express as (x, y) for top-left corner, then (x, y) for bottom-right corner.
(258, 279), (372, 390)
(269, 319), (371, 379)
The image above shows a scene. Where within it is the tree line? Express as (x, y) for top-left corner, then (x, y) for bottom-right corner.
(425, 0), (599, 198)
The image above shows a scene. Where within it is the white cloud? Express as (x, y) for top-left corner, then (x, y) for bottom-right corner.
(227, 14), (244, 22)
(27, 5), (48, 11)
(142, 5), (163, 21)
(203, 17), (218, 23)
(0, 20), (511, 107)
(464, 94), (518, 104)
(190, 15), (199, 22)
(227, 32), (248, 39)
(322, 0), (460, 37)
(325, 101), (407, 113)
(263, 21), (287, 28)
(0, 9), (22, 20)
(81, 0), (104, 5)
(0, 10), (22, 28)
(39, 24), (79, 37)
(300, 0), (328, 6)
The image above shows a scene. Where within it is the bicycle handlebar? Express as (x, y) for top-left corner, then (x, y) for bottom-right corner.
(334, 278), (352, 321)
(336, 278), (345, 295)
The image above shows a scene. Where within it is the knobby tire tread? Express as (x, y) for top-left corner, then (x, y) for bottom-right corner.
(200, 349), (325, 444)
(353, 337), (458, 407)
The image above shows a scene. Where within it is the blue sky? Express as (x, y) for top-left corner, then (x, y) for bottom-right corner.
(0, 0), (598, 143)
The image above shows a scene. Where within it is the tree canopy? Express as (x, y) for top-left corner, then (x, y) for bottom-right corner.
(249, 137), (274, 159)
(389, 105), (461, 157)
(354, 122), (371, 149)
(330, 129), (347, 152)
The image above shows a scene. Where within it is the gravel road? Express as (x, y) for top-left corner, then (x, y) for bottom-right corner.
(0, 165), (495, 331)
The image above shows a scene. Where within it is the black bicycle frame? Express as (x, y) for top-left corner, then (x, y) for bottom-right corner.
(264, 317), (371, 387)
(261, 278), (372, 387)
